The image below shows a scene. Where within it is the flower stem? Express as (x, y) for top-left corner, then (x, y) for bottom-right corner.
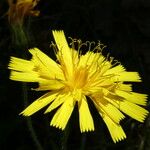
(22, 83), (44, 150)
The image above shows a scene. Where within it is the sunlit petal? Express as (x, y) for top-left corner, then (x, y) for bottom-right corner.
(50, 96), (75, 130)
(78, 96), (94, 132)
(20, 92), (57, 116)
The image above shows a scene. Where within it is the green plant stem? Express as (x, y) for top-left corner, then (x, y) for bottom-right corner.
(22, 83), (44, 150)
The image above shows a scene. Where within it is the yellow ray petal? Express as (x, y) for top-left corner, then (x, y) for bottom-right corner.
(114, 72), (141, 82)
(29, 48), (64, 79)
(78, 52), (100, 68)
(116, 90), (148, 106)
(72, 89), (82, 101)
(35, 79), (65, 91)
(100, 63), (112, 75)
(104, 64), (125, 75)
(20, 92), (57, 116)
(98, 101), (125, 124)
(101, 113), (126, 143)
(50, 96), (75, 130)
(44, 94), (67, 113)
(10, 71), (40, 82)
(78, 96), (94, 132)
(8, 57), (34, 72)
(118, 84), (132, 92)
(119, 100), (149, 122)
(71, 48), (79, 65)
(52, 30), (73, 79)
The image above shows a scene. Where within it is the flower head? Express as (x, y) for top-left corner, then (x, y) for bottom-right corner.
(7, 0), (40, 25)
(8, 30), (149, 143)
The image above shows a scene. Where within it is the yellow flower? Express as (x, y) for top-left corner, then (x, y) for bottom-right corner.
(7, 0), (40, 25)
(8, 30), (149, 143)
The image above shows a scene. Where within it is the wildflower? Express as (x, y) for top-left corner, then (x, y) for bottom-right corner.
(7, 0), (40, 25)
(8, 30), (149, 143)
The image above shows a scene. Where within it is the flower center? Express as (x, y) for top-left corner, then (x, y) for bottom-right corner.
(70, 67), (88, 90)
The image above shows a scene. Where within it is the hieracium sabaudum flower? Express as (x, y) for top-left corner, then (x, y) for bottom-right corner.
(8, 30), (149, 143)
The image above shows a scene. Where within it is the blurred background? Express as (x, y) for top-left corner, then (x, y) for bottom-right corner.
(0, 0), (150, 149)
